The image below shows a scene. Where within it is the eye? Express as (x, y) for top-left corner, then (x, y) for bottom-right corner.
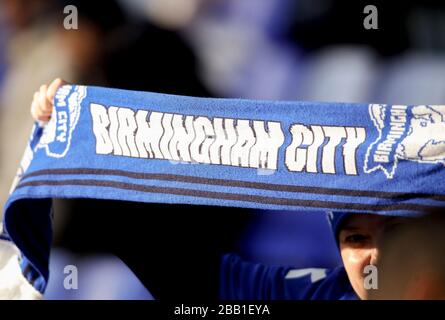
(420, 121), (428, 127)
(343, 234), (370, 244)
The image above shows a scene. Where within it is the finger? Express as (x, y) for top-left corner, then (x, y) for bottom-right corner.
(31, 91), (45, 116)
(38, 96), (53, 115)
(30, 92), (40, 119)
(38, 115), (51, 122)
(46, 78), (67, 102)
(39, 84), (52, 113)
(38, 106), (52, 116)
(33, 105), (51, 122)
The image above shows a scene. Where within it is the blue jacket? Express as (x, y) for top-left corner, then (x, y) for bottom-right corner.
(220, 253), (358, 300)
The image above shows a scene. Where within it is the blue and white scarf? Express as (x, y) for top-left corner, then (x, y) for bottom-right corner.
(2, 84), (445, 295)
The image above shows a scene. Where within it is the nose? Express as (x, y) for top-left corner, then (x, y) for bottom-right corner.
(369, 247), (379, 266)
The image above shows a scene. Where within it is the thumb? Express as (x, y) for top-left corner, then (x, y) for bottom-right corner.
(46, 78), (68, 103)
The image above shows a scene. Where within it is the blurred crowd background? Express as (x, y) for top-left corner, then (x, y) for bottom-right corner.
(1, 0), (445, 299)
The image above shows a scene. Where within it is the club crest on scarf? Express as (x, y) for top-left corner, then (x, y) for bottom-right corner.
(365, 104), (445, 179)
(35, 85), (86, 158)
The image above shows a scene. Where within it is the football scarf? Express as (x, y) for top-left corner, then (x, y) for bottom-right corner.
(2, 84), (445, 294)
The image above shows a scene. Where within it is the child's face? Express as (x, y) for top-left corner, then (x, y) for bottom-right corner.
(339, 214), (409, 299)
